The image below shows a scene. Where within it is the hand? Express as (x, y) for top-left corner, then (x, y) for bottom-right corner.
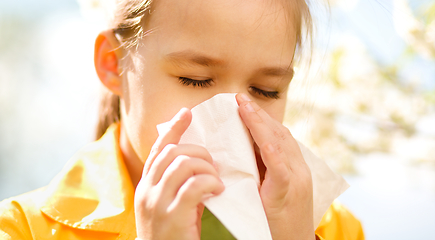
(134, 108), (225, 240)
(236, 93), (315, 240)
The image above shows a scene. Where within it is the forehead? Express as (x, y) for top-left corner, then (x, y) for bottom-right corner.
(145, 0), (296, 67)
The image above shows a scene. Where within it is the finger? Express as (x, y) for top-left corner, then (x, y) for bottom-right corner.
(170, 174), (224, 212)
(147, 144), (214, 185)
(236, 93), (304, 167)
(260, 143), (290, 188)
(159, 156), (220, 199)
(143, 108), (192, 177)
(236, 93), (287, 147)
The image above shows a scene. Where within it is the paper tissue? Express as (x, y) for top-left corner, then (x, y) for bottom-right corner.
(157, 93), (349, 240)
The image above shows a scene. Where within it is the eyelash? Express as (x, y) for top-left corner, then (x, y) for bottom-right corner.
(178, 77), (280, 99)
(179, 77), (213, 88)
(249, 87), (280, 99)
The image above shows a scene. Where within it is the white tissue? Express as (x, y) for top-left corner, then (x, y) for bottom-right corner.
(157, 93), (349, 240)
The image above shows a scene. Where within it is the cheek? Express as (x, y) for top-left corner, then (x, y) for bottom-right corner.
(261, 100), (286, 123)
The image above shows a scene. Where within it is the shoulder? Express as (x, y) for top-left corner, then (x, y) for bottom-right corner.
(0, 188), (47, 240)
(315, 201), (365, 240)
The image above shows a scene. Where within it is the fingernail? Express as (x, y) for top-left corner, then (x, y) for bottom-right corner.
(174, 108), (187, 121)
(240, 93), (251, 102)
(245, 102), (255, 112)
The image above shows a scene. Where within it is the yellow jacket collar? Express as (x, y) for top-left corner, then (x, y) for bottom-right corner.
(40, 123), (136, 234)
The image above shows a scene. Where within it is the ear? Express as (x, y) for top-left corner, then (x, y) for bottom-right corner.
(94, 30), (123, 96)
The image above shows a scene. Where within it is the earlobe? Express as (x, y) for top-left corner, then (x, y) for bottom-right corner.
(94, 30), (123, 97)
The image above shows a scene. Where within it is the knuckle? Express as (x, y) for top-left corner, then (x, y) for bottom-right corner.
(180, 182), (198, 201)
(273, 128), (287, 141)
(186, 176), (201, 189)
(275, 142), (285, 154)
(134, 193), (146, 208)
(153, 204), (168, 219)
(135, 180), (149, 194)
(183, 176), (207, 196)
(277, 169), (291, 185)
(144, 190), (168, 216)
(198, 146), (212, 159)
(195, 145), (208, 153)
(174, 155), (191, 169)
(262, 141), (284, 154)
(135, 189), (154, 211)
(163, 143), (177, 156)
(272, 126), (292, 142)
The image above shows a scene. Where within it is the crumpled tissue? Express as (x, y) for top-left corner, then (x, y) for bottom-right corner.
(157, 93), (349, 240)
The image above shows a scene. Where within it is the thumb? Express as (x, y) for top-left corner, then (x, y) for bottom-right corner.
(143, 107), (192, 176)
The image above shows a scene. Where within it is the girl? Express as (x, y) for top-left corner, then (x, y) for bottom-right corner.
(0, 0), (364, 239)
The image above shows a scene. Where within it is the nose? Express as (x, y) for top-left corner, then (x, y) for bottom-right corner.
(214, 79), (250, 97)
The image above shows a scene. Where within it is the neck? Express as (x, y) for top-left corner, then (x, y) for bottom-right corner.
(119, 123), (145, 188)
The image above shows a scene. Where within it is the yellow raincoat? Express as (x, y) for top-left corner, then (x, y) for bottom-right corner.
(0, 124), (364, 240)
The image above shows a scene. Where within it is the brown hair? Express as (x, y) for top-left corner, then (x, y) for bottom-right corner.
(95, 0), (313, 140)
(95, 85), (121, 139)
(95, 0), (154, 140)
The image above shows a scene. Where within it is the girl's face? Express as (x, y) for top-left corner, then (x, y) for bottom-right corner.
(120, 0), (297, 162)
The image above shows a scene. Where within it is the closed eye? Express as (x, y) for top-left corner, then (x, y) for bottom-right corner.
(178, 77), (214, 88)
(249, 87), (280, 99)
(178, 77), (279, 99)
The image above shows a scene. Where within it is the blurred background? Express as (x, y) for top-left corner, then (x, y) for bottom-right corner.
(0, 0), (434, 239)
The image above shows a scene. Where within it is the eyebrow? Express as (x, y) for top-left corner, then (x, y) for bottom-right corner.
(164, 50), (225, 67)
(165, 50), (294, 79)
(257, 67), (294, 79)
